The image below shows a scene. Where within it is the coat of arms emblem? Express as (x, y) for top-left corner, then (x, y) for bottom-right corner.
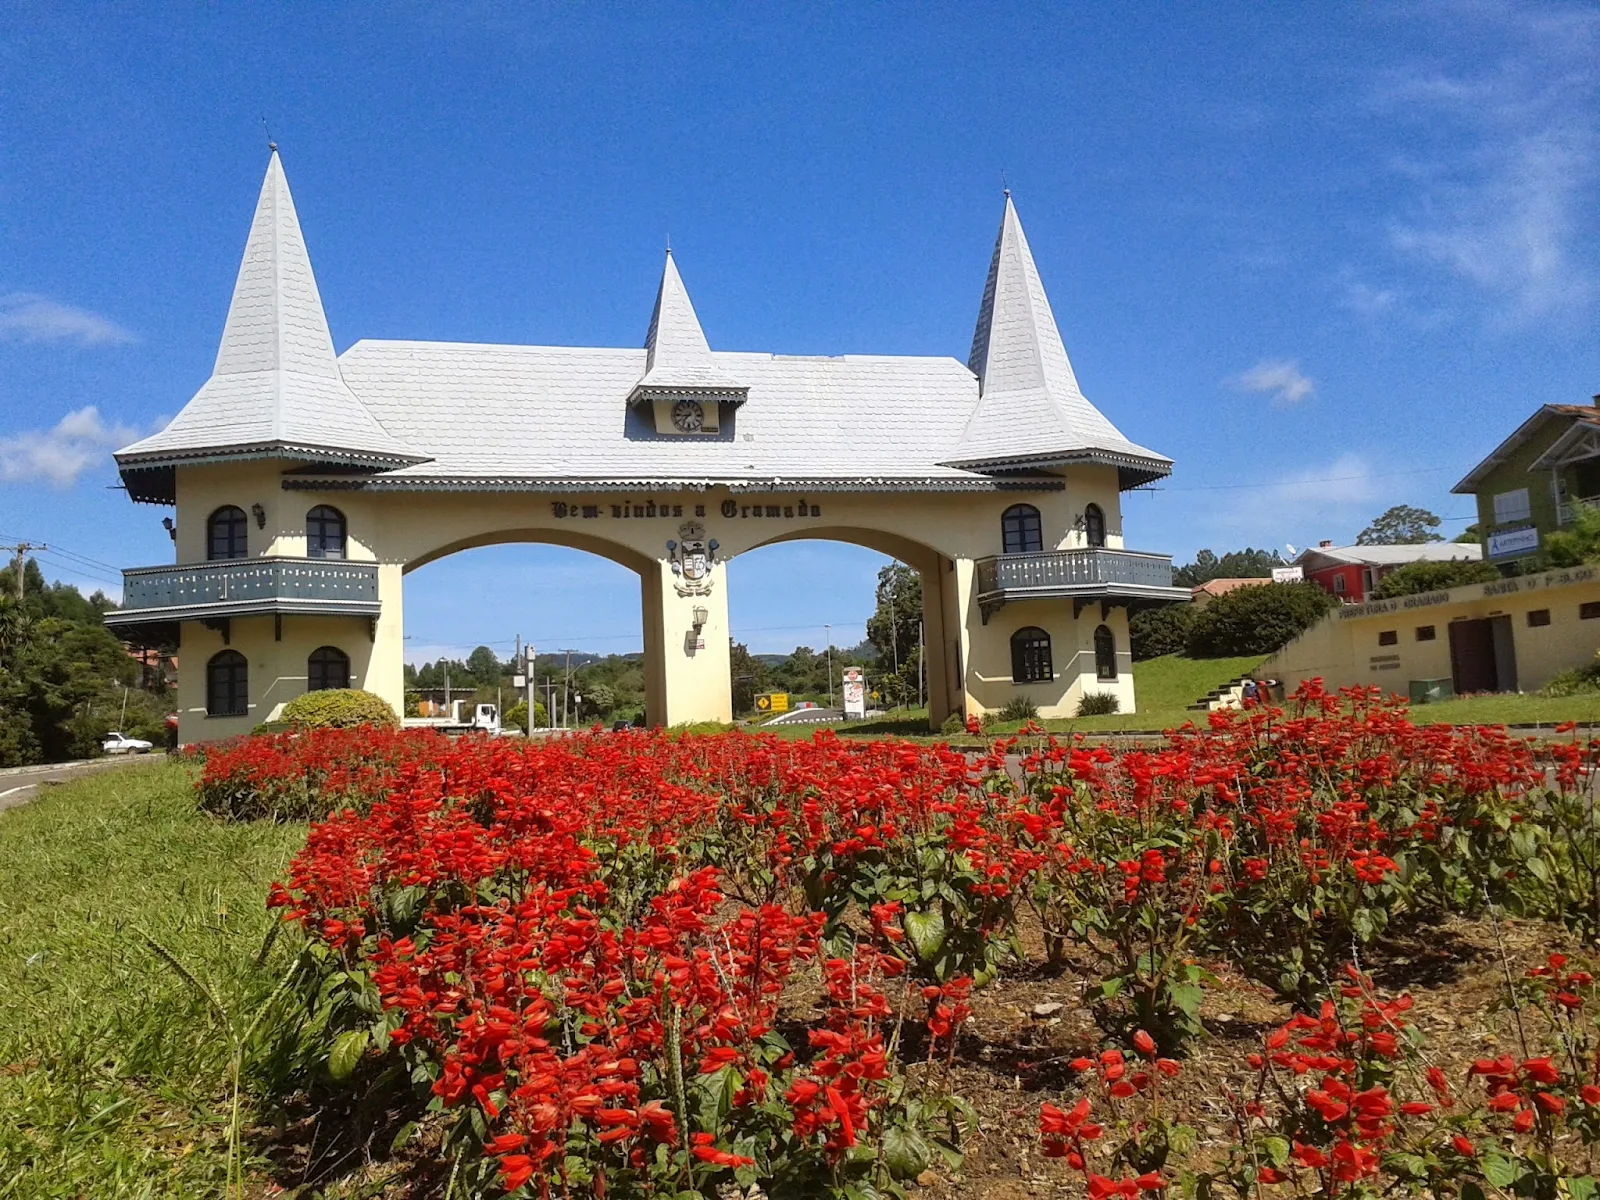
(667, 520), (718, 597)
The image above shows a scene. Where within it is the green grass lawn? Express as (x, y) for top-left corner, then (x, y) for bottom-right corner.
(756, 653), (1267, 738)
(0, 761), (305, 1198)
(1407, 691), (1600, 729)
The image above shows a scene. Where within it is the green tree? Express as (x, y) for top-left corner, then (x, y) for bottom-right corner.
(728, 641), (770, 715)
(1370, 558), (1500, 599)
(1454, 523), (1483, 545)
(466, 645), (502, 686)
(1186, 581), (1336, 657)
(1172, 547), (1284, 588)
(1128, 604), (1195, 661)
(1543, 502), (1600, 567)
(865, 562), (922, 707)
(1356, 505), (1444, 545)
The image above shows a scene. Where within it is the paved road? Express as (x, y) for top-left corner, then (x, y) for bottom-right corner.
(0, 753), (165, 815)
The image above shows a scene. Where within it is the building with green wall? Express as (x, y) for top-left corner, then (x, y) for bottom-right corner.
(1453, 400), (1600, 565)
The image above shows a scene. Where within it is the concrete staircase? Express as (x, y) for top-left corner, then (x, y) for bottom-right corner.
(1186, 676), (1255, 712)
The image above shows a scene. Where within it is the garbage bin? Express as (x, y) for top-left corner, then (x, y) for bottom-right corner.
(1407, 678), (1454, 705)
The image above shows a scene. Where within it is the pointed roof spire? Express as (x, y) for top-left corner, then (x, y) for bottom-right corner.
(117, 151), (424, 499)
(944, 194), (1169, 487)
(628, 250), (747, 407)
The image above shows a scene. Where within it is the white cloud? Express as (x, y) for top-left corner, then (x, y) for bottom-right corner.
(1266, 453), (1380, 509)
(0, 292), (136, 346)
(0, 406), (138, 488)
(1233, 359), (1315, 407)
(1376, 2), (1599, 320)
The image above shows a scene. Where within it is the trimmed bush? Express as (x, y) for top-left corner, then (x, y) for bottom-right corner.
(278, 688), (398, 731)
(939, 712), (966, 735)
(1000, 695), (1040, 722)
(1076, 691), (1120, 716)
(1129, 604), (1195, 661)
(1542, 654), (1600, 698)
(1371, 558), (1499, 599)
(1185, 581), (1336, 658)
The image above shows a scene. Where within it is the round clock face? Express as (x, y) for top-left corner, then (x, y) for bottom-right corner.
(670, 399), (705, 433)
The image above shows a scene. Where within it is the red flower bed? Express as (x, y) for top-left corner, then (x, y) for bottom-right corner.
(239, 682), (1600, 1196)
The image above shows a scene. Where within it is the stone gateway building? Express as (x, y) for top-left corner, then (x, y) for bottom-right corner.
(108, 153), (1185, 741)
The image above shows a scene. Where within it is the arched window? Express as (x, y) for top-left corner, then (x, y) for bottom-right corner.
(306, 505), (347, 560)
(1083, 504), (1107, 548)
(207, 506), (247, 561)
(1010, 626), (1053, 683)
(307, 645), (350, 691)
(206, 649), (248, 717)
(1001, 504), (1044, 554)
(1094, 624), (1118, 680)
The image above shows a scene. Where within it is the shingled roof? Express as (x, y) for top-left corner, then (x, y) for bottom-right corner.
(118, 158), (1171, 500)
(941, 194), (1170, 487)
(115, 151), (425, 501)
(627, 251), (748, 406)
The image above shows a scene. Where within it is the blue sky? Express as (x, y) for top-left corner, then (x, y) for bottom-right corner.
(2, 2), (1597, 660)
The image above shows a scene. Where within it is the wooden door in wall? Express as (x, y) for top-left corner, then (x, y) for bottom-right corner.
(1448, 618), (1497, 694)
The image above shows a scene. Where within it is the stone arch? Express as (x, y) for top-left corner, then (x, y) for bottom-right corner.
(733, 524), (961, 726)
(402, 527), (657, 577)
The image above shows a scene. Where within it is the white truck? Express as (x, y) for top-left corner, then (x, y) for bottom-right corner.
(403, 700), (503, 735)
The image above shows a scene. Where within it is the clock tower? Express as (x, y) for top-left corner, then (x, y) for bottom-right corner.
(627, 249), (748, 435)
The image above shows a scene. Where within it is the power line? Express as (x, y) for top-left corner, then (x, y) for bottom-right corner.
(1148, 466), (1454, 493)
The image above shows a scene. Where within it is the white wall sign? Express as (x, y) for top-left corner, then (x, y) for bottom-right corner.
(1487, 526), (1540, 559)
(1271, 566), (1304, 583)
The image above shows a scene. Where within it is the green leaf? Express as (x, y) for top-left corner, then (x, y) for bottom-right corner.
(389, 1120), (418, 1155)
(1481, 1152), (1518, 1189)
(1570, 1177), (1597, 1200)
(1460, 1184), (1486, 1200)
(903, 910), (947, 965)
(1260, 1136), (1290, 1168)
(1170, 982), (1205, 1019)
(882, 1124), (931, 1180)
(327, 1028), (369, 1081)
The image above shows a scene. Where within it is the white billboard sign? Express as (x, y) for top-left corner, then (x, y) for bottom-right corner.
(841, 666), (866, 718)
(1271, 566), (1304, 583)
(1487, 526), (1539, 560)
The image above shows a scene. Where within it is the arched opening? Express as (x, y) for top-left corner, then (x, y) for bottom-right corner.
(308, 645), (351, 691)
(207, 506), (247, 561)
(401, 533), (650, 728)
(1002, 504), (1043, 553)
(1083, 503), (1107, 548)
(1010, 626), (1053, 684)
(731, 525), (959, 728)
(306, 505), (347, 560)
(206, 649), (248, 716)
(1094, 623), (1117, 680)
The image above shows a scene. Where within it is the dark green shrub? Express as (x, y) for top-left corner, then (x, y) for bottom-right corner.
(939, 711), (967, 735)
(1185, 582), (1336, 657)
(1076, 691), (1120, 716)
(278, 689), (398, 730)
(1371, 558), (1499, 599)
(1542, 655), (1600, 698)
(1000, 695), (1040, 722)
(1129, 604), (1195, 660)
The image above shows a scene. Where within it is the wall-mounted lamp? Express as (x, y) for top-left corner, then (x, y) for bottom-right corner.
(161, 516), (176, 542)
(251, 503), (266, 529)
(692, 605), (709, 629)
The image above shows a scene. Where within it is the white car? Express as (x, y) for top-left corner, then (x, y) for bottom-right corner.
(102, 732), (153, 755)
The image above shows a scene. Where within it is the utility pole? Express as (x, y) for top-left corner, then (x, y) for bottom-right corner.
(564, 650), (572, 729)
(889, 565), (899, 711)
(825, 624), (833, 708)
(4, 543), (45, 602)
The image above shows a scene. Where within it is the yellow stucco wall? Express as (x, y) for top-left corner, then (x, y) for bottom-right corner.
(1261, 565), (1600, 697)
(167, 460), (1152, 740)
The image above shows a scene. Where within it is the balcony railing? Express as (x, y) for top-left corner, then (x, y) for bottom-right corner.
(1558, 495), (1600, 527)
(974, 548), (1187, 621)
(104, 557), (381, 638)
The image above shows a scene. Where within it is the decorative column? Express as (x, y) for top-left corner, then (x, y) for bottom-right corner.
(639, 522), (733, 726)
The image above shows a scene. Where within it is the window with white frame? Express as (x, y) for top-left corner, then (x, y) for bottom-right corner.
(1493, 488), (1531, 524)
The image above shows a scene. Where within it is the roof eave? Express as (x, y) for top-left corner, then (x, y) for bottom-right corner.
(626, 382), (751, 408)
(939, 445), (1172, 490)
